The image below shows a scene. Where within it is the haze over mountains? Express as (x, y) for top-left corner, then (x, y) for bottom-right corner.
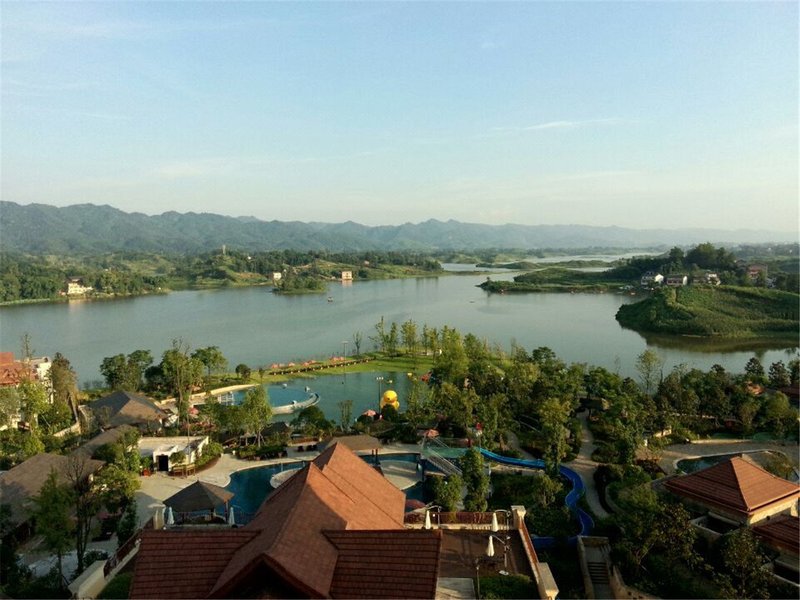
(1, 201), (796, 255)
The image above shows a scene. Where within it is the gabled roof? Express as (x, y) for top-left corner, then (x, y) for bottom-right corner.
(74, 424), (137, 458)
(0, 453), (104, 527)
(131, 442), (415, 599)
(211, 442), (405, 597)
(752, 515), (800, 556)
(317, 434), (383, 453)
(325, 529), (442, 599)
(665, 456), (800, 518)
(129, 530), (258, 599)
(87, 390), (166, 427)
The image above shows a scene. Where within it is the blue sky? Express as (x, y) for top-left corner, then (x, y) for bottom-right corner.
(2, 1), (797, 231)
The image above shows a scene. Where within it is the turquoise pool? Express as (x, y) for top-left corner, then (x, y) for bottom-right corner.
(225, 453), (428, 516)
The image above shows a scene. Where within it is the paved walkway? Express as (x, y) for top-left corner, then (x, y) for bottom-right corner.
(657, 439), (799, 475)
(134, 442), (424, 528)
(567, 412), (609, 519)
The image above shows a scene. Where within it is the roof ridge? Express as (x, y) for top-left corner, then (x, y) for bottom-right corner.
(314, 444), (404, 526)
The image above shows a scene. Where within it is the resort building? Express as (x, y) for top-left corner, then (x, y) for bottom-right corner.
(0, 453), (104, 539)
(82, 390), (169, 430)
(665, 274), (688, 287)
(66, 277), (94, 295)
(129, 442), (557, 599)
(664, 456), (800, 527)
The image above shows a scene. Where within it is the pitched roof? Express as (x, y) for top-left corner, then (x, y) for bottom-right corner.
(131, 442), (412, 599)
(211, 442), (406, 597)
(74, 424), (137, 458)
(752, 515), (800, 556)
(325, 529), (442, 599)
(0, 453), (104, 527)
(87, 391), (166, 427)
(129, 529), (258, 600)
(665, 456), (800, 517)
(164, 481), (234, 513)
(317, 434), (383, 453)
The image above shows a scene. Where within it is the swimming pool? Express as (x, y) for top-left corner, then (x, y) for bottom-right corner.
(226, 452), (426, 515)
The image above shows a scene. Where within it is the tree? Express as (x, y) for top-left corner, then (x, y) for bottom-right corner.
(768, 361), (791, 389)
(192, 346), (228, 378)
(401, 319), (418, 359)
(537, 397), (571, 476)
(66, 453), (100, 573)
(235, 363), (251, 381)
(0, 387), (20, 429)
(352, 331), (363, 356)
(461, 448), (488, 512)
(614, 487), (697, 577)
(116, 502), (138, 549)
(713, 529), (772, 600)
(100, 354), (128, 390)
(241, 385), (272, 446)
(635, 349), (663, 396)
(17, 380), (48, 431)
(337, 398), (353, 431)
(94, 464), (140, 514)
(29, 469), (73, 585)
(49, 352), (79, 422)
(432, 473), (463, 513)
(161, 340), (203, 422)
(529, 473), (562, 508)
(744, 357), (766, 384)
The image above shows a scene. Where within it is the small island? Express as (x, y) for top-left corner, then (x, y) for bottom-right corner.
(615, 286), (799, 339)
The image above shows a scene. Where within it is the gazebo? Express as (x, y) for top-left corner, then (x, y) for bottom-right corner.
(164, 480), (234, 524)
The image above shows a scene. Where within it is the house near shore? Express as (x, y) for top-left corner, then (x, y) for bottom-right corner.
(640, 271), (664, 287)
(341, 270), (353, 281)
(66, 277), (93, 296)
(665, 274), (688, 287)
(0, 352), (53, 429)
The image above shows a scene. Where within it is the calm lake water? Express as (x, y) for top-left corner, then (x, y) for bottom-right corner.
(0, 273), (797, 386)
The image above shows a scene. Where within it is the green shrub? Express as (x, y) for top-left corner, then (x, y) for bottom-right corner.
(478, 574), (537, 599)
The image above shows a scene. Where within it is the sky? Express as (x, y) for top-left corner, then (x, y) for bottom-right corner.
(1, 1), (798, 231)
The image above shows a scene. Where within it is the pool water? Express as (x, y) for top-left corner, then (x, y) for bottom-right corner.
(226, 453), (426, 515)
(677, 451), (799, 482)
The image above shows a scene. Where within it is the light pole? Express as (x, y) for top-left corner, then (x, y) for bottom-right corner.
(376, 376), (384, 412)
(341, 340), (348, 381)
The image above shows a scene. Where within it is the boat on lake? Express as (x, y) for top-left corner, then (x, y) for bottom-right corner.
(272, 392), (320, 415)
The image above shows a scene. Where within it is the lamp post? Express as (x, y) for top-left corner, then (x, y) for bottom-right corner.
(376, 376), (384, 411)
(341, 340), (348, 381)
(475, 558), (481, 599)
(424, 505), (442, 529)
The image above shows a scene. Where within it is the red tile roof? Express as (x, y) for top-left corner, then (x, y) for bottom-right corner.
(129, 529), (257, 599)
(325, 530), (442, 599)
(752, 515), (800, 556)
(665, 456), (800, 518)
(132, 441), (413, 599)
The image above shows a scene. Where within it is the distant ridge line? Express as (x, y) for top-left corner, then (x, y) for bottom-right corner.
(0, 201), (796, 254)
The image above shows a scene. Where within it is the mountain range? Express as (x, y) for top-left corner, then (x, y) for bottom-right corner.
(1, 201), (796, 254)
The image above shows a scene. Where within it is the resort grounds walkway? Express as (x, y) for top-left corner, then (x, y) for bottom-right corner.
(134, 442), (424, 529)
(657, 439), (800, 475)
(567, 412), (609, 519)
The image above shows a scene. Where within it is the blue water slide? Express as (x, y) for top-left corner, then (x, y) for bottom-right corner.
(479, 448), (594, 548)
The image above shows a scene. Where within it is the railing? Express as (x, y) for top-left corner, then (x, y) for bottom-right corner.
(421, 436), (463, 476)
(404, 511), (495, 526)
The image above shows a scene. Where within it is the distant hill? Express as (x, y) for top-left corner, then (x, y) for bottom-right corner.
(0, 201), (795, 254)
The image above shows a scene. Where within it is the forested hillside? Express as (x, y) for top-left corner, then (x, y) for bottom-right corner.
(2, 201), (796, 254)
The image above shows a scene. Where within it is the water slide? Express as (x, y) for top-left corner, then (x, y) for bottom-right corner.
(479, 448), (594, 549)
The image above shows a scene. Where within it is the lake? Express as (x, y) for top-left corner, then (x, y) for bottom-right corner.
(0, 272), (796, 386)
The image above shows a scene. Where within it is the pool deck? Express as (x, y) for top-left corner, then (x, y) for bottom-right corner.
(134, 442), (423, 527)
